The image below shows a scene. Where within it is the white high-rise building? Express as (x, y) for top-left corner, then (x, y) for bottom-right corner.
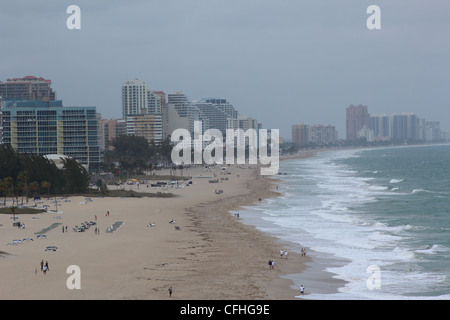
(122, 79), (163, 116)
(194, 98), (238, 136)
(122, 79), (149, 117)
(167, 91), (209, 137)
(121, 79), (165, 143)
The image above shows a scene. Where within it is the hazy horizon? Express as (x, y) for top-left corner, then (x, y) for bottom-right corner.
(1, 0), (449, 139)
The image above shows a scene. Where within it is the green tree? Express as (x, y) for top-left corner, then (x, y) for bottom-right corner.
(0, 179), (6, 206)
(61, 158), (90, 194)
(41, 181), (51, 199)
(10, 206), (18, 221)
(30, 181), (40, 197)
(0, 145), (21, 180)
(111, 135), (153, 172)
(17, 171), (29, 204)
(3, 177), (14, 206)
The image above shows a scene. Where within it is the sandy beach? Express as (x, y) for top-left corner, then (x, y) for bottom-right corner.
(0, 163), (317, 300)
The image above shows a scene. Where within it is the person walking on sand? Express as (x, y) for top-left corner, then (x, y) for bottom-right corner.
(280, 250), (284, 258)
(168, 286), (173, 298)
(284, 250), (288, 259)
(40, 260), (44, 271)
(300, 285), (305, 295)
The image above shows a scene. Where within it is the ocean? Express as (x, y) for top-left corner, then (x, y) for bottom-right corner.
(240, 144), (450, 299)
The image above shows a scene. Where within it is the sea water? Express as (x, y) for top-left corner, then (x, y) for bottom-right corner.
(239, 144), (450, 299)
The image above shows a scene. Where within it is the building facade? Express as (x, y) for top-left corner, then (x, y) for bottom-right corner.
(391, 113), (418, 141)
(370, 114), (390, 141)
(167, 91), (209, 137)
(292, 123), (310, 147)
(0, 76), (57, 101)
(194, 98), (238, 136)
(346, 104), (370, 141)
(125, 114), (163, 144)
(1, 99), (100, 168)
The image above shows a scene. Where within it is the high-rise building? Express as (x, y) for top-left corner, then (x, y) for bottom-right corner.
(1, 98), (100, 168)
(122, 79), (166, 143)
(126, 114), (163, 144)
(391, 113), (418, 141)
(194, 98), (238, 136)
(346, 104), (370, 141)
(152, 91), (167, 139)
(204, 98), (238, 119)
(370, 114), (390, 141)
(122, 79), (150, 117)
(0, 76), (57, 101)
(226, 115), (260, 147)
(102, 119), (127, 150)
(292, 123), (310, 147)
(167, 91), (209, 137)
(309, 125), (338, 145)
(425, 121), (440, 142)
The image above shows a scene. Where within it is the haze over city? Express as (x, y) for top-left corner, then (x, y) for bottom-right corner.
(1, 0), (450, 138)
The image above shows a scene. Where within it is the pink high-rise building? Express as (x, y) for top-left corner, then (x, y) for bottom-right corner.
(346, 104), (370, 141)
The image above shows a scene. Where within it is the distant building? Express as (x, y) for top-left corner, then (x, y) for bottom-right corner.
(425, 121), (440, 142)
(226, 115), (261, 148)
(126, 113), (163, 144)
(309, 124), (338, 145)
(102, 119), (126, 150)
(122, 79), (166, 142)
(152, 91), (167, 139)
(370, 114), (390, 141)
(204, 98), (238, 119)
(194, 98), (238, 136)
(391, 113), (418, 141)
(0, 76), (57, 101)
(357, 126), (374, 142)
(167, 91), (209, 137)
(122, 79), (150, 117)
(346, 104), (370, 141)
(1, 98), (100, 168)
(292, 123), (310, 147)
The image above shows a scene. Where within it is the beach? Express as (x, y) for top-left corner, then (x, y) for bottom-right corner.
(0, 164), (313, 300)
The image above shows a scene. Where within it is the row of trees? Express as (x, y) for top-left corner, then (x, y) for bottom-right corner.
(0, 145), (90, 203)
(102, 135), (173, 173)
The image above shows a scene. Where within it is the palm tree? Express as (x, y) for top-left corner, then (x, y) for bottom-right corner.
(0, 179), (5, 206)
(17, 171), (29, 204)
(3, 177), (13, 206)
(10, 206), (17, 221)
(30, 181), (40, 198)
(41, 181), (51, 199)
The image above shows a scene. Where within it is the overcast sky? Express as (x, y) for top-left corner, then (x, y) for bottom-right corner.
(1, 0), (449, 139)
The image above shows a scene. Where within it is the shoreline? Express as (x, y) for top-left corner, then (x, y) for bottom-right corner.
(0, 155), (349, 300)
(0, 164), (314, 300)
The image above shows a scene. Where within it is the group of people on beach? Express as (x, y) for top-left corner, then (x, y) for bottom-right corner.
(37, 260), (49, 275)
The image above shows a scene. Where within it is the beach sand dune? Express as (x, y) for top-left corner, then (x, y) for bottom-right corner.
(0, 165), (309, 300)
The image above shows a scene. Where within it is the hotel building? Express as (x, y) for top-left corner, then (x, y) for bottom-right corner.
(1, 98), (100, 168)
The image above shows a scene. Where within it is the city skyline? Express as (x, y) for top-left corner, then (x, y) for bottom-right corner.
(1, 1), (450, 138)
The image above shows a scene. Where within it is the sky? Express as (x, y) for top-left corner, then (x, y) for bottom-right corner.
(1, 0), (450, 139)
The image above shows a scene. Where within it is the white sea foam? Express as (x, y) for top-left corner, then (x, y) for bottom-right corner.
(415, 244), (449, 255)
(246, 148), (450, 299)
